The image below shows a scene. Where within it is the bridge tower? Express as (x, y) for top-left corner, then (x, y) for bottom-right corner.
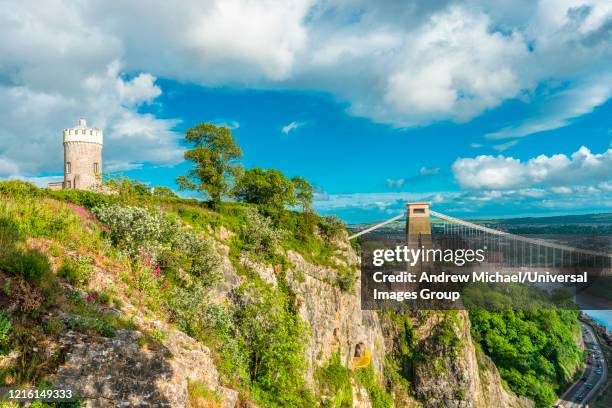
(406, 202), (432, 249)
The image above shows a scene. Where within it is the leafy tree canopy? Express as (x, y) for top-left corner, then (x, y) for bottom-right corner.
(177, 123), (243, 207)
(290, 176), (313, 211)
(233, 168), (314, 211)
(152, 186), (178, 198)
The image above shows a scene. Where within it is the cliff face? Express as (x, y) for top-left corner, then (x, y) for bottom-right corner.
(285, 250), (384, 381)
(406, 311), (532, 408)
(270, 237), (529, 408)
(4, 200), (533, 408)
(53, 228), (531, 408)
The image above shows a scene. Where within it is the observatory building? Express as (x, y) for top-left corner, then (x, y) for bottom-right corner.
(48, 118), (103, 191)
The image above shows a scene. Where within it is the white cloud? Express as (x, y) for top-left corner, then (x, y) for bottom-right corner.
(485, 80), (612, 139)
(598, 181), (612, 191)
(0, 4), (183, 177)
(492, 139), (520, 152)
(551, 186), (573, 194)
(452, 145), (612, 190)
(386, 178), (405, 189)
(2, 0), (612, 179)
(419, 166), (441, 176)
(214, 120), (240, 130)
(282, 121), (303, 134)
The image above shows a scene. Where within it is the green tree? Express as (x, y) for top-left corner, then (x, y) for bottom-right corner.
(106, 176), (152, 198)
(152, 186), (178, 198)
(177, 123), (243, 207)
(233, 168), (296, 209)
(290, 176), (313, 211)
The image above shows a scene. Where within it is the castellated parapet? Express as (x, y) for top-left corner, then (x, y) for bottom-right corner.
(53, 118), (103, 191)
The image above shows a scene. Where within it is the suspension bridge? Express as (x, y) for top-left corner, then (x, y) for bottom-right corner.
(349, 202), (612, 271)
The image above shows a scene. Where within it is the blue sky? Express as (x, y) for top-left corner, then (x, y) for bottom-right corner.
(1, 0), (611, 223)
(125, 80), (612, 222)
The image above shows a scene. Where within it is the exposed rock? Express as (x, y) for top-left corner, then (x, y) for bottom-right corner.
(54, 330), (177, 407)
(53, 328), (236, 408)
(284, 251), (385, 390)
(211, 241), (243, 302)
(240, 256), (278, 288)
(411, 311), (532, 408)
(218, 226), (234, 242)
(352, 381), (373, 408)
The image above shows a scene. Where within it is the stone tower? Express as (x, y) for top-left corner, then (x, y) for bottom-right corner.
(62, 118), (103, 190)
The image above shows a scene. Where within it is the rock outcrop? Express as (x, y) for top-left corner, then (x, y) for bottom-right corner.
(52, 327), (237, 408)
(409, 311), (532, 408)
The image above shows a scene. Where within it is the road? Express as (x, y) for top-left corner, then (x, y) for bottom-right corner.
(556, 321), (608, 407)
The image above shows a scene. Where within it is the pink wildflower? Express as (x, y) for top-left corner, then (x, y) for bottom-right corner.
(86, 291), (99, 304)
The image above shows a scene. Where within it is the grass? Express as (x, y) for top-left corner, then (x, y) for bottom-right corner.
(316, 351), (353, 408)
(354, 365), (393, 408)
(187, 380), (222, 408)
(0, 180), (357, 406)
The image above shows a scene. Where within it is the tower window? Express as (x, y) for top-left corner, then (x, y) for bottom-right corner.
(413, 208), (425, 214)
(93, 162), (99, 174)
(66, 180), (71, 189)
(66, 162), (71, 174)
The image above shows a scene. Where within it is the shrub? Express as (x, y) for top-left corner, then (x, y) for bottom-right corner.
(168, 230), (222, 282)
(337, 270), (356, 293)
(187, 380), (221, 408)
(165, 282), (211, 336)
(354, 365), (393, 408)
(58, 255), (93, 286)
(0, 313), (12, 354)
(66, 315), (116, 338)
(152, 186), (178, 198)
(317, 351), (353, 408)
(235, 282), (314, 407)
(92, 205), (174, 258)
(318, 216), (346, 242)
(0, 180), (42, 198)
(43, 316), (67, 337)
(47, 189), (114, 209)
(241, 208), (284, 261)
(0, 249), (51, 280)
(233, 167), (296, 209)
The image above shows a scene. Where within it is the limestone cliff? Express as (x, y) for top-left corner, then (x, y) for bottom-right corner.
(6, 209), (532, 408)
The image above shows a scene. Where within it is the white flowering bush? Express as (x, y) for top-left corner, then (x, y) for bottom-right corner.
(171, 230), (222, 280)
(242, 207), (284, 260)
(92, 205), (221, 286)
(165, 281), (211, 335)
(92, 205), (174, 258)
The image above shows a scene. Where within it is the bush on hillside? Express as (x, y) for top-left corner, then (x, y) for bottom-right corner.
(318, 215), (346, 242)
(233, 168), (296, 210)
(0, 249), (51, 280)
(0, 313), (12, 355)
(0, 180), (42, 198)
(241, 208), (284, 261)
(92, 205), (175, 258)
(169, 230), (222, 281)
(316, 351), (353, 408)
(58, 255), (94, 286)
(235, 282), (315, 407)
(93, 204), (222, 289)
(48, 189), (114, 209)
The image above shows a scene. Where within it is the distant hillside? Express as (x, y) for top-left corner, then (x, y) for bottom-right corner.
(349, 212), (612, 234)
(478, 212), (612, 225)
